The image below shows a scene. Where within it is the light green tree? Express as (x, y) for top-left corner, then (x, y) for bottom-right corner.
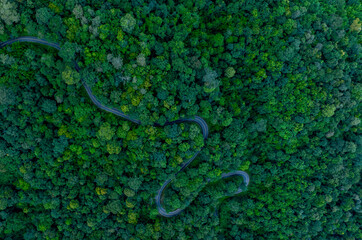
(97, 122), (115, 141)
(62, 65), (80, 85)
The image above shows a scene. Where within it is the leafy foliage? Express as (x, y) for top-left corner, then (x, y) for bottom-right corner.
(0, 0), (361, 239)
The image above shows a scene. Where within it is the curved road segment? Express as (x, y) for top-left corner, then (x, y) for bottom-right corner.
(0, 36), (250, 217)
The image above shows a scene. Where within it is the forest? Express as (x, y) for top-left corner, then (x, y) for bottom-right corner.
(0, 0), (361, 239)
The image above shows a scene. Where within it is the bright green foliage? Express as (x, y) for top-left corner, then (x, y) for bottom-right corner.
(97, 122), (115, 141)
(106, 140), (121, 154)
(322, 104), (337, 117)
(69, 200), (79, 209)
(120, 13), (136, 33)
(0, 0), (361, 239)
(124, 188), (135, 198)
(62, 65), (80, 85)
(225, 67), (235, 78)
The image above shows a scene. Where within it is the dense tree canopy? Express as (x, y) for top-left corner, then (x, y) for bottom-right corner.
(0, 0), (361, 239)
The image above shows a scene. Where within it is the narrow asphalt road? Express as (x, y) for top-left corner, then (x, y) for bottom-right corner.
(0, 36), (250, 217)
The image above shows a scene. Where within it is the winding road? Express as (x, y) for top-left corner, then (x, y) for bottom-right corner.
(0, 36), (250, 217)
